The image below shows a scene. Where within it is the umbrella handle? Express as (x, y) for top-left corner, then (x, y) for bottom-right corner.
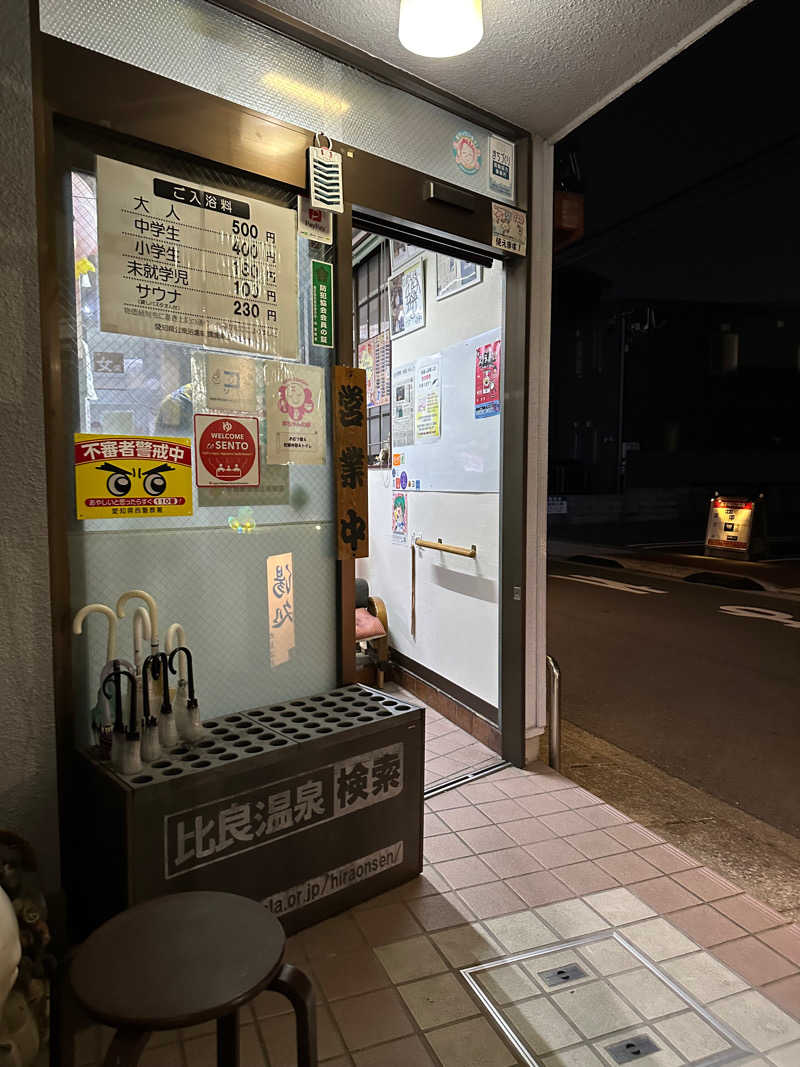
(168, 646), (194, 700)
(116, 590), (159, 653)
(157, 652), (174, 713)
(165, 622), (186, 655)
(73, 603), (118, 661)
(132, 607), (152, 671)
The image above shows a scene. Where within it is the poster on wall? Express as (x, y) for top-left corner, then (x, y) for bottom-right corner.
(266, 552), (295, 667)
(391, 365), (415, 447)
(475, 340), (502, 419)
(488, 135), (515, 199)
(193, 414), (260, 488)
(264, 362), (326, 465)
(74, 434), (193, 519)
(415, 357), (441, 440)
(435, 255), (482, 301)
(389, 240), (422, 272)
(333, 366), (369, 559)
(96, 156), (299, 357)
(491, 202), (527, 256)
(389, 259), (425, 339)
(206, 353), (259, 412)
(358, 331), (391, 406)
(392, 492), (409, 544)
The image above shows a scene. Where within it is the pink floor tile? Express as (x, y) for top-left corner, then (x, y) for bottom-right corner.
(426, 732), (474, 756)
(630, 876), (702, 913)
(423, 812), (451, 837)
(550, 787), (602, 809)
(482, 846), (543, 879)
(550, 861), (619, 895)
(606, 824), (662, 849)
(711, 936), (798, 987)
(760, 924), (800, 967)
(425, 756), (466, 779)
(426, 789), (470, 812)
(596, 852), (663, 885)
(669, 904), (747, 947)
(457, 781), (509, 804)
(500, 817), (556, 846)
(476, 798), (531, 823)
(635, 844), (700, 874)
(494, 775), (565, 798)
(424, 833), (474, 863)
(505, 870), (574, 907)
(525, 839), (586, 870)
(539, 810), (597, 836)
(456, 825), (516, 854)
(436, 854), (498, 890)
(516, 793), (569, 817)
(456, 880), (527, 919)
(565, 830), (629, 859)
(580, 805), (630, 829)
(761, 973), (800, 1019)
(672, 866), (740, 902)
(439, 806), (493, 832)
(407, 891), (476, 931)
(713, 894), (786, 934)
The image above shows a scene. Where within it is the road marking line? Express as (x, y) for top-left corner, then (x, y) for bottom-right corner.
(719, 605), (800, 628)
(551, 575), (668, 595)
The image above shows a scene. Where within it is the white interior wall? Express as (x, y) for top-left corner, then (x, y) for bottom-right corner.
(357, 253), (504, 709)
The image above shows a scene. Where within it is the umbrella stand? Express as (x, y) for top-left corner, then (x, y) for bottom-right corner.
(139, 654), (161, 764)
(168, 644), (202, 741)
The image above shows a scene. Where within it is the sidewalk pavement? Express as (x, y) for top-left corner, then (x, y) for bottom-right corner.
(549, 538), (800, 595)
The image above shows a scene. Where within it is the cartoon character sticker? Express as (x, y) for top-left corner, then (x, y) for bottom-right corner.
(453, 131), (482, 175)
(277, 378), (315, 424)
(74, 434), (193, 518)
(392, 492), (408, 544)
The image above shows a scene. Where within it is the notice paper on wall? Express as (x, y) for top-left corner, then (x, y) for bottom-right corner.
(475, 339), (502, 418)
(391, 364), (415, 447)
(264, 362), (326, 465)
(392, 492), (409, 544)
(359, 331), (391, 407)
(415, 357), (442, 439)
(206, 353), (259, 412)
(96, 156), (299, 357)
(267, 552), (295, 667)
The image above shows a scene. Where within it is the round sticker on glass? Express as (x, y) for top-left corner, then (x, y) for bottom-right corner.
(194, 414), (260, 488)
(453, 130), (482, 175)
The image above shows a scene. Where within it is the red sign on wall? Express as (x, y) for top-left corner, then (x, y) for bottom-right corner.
(193, 414), (260, 488)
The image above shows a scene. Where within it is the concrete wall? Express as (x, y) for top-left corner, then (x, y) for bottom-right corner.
(357, 254), (503, 708)
(0, 1), (60, 888)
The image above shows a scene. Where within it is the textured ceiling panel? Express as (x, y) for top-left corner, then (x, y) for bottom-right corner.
(267, 0), (751, 138)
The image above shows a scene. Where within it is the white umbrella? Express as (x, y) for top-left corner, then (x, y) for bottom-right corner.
(116, 590), (159, 657)
(165, 624), (204, 741)
(73, 603), (119, 745)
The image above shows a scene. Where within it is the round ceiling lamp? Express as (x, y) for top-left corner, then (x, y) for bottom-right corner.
(399, 0), (484, 58)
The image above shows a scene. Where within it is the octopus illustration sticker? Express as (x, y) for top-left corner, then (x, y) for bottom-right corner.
(265, 362), (326, 465)
(453, 130), (482, 175)
(194, 414), (260, 487)
(74, 434), (193, 518)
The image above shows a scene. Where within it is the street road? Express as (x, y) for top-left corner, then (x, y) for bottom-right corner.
(547, 559), (800, 836)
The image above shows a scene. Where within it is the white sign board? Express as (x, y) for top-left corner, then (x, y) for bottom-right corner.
(264, 362), (327, 465)
(488, 135), (515, 199)
(705, 497), (754, 554)
(97, 156), (298, 357)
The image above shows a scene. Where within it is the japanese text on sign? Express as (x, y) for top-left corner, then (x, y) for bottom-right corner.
(333, 366), (369, 559)
(267, 552), (295, 667)
(74, 434), (193, 519)
(97, 156), (299, 357)
(311, 259), (334, 348)
(163, 743), (404, 878)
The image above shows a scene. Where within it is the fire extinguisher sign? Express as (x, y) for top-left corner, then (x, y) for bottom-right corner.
(193, 414), (261, 488)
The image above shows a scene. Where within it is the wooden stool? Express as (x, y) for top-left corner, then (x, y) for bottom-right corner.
(69, 891), (317, 1067)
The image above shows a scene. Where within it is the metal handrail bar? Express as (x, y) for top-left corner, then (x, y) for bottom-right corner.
(546, 655), (561, 772)
(414, 537), (477, 558)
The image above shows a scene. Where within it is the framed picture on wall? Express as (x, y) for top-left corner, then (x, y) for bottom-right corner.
(390, 239), (423, 272)
(388, 257), (425, 339)
(435, 254), (483, 301)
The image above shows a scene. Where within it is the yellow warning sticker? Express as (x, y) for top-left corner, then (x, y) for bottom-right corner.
(74, 434), (193, 519)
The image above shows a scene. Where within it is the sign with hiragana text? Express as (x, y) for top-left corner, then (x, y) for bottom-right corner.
(264, 362), (326, 465)
(163, 742), (404, 878)
(96, 156), (298, 357)
(74, 434), (193, 518)
(491, 202), (527, 256)
(333, 365), (369, 559)
(266, 551), (295, 667)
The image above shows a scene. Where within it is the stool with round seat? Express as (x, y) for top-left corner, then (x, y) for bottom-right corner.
(69, 891), (317, 1067)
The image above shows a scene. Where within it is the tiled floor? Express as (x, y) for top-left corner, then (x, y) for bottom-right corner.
(74, 761), (800, 1066)
(416, 694), (501, 790)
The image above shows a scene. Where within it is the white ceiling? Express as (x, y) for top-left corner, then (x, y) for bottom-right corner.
(267, 0), (752, 139)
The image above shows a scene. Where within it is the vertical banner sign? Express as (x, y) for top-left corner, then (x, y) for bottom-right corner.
(96, 156), (299, 357)
(193, 414), (260, 487)
(312, 260), (334, 348)
(333, 366), (369, 559)
(415, 357), (442, 439)
(475, 340), (502, 418)
(266, 552), (295, 667)
(264, 362), (326, 465)
(74, 434), (193, 519)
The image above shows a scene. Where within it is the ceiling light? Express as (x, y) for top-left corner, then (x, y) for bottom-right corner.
(399, 0), (483, 58)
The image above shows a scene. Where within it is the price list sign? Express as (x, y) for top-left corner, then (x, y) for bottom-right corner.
(96, 157), (299, 358)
